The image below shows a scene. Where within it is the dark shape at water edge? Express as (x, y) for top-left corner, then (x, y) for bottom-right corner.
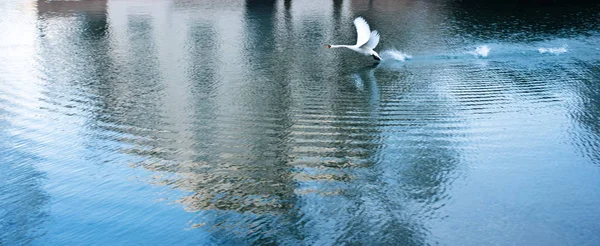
(447, 0), (600, 41)
(452, 0), (599, 5)
(37, 0), (109, 39)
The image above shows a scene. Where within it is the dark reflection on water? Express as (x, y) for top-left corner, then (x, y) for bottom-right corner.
(449, 2), (600, 43)
(568, 61), (600, 163)
(1, 0), (600, 244)
(0, 123), (49, 244)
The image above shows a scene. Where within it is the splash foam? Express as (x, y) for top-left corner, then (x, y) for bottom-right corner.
(380, 49), (412, 61)
(471, 45), (490, 58)
(538, 46), (568, 55)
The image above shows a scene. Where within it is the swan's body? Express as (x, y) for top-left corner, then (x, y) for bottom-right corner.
(327, 17), (381, 61)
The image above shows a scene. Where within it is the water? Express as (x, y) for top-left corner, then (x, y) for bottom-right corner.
(1, 0), (600, 245)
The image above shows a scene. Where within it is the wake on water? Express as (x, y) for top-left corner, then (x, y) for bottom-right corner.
(538, 46), (568, 55)
(377, 46), (490, 63)
(377, 46), (486, 64)
(467, 44), (569, 58)
(376, 43), (569, 64)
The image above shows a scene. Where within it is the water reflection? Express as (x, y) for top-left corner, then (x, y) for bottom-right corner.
(174, 0), (298, 216)
(567, 61), (600, 163)
(448, 2), (600, 43)
(0, 131), (49, 244)
(36, 0), (135, 161)
(92, 0), (459, 243)
(2, 0), (600, 244)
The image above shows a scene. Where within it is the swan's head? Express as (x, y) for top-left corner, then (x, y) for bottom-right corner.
(326, 45), (331, 49)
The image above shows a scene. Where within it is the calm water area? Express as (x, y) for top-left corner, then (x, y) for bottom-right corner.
(1, 0), (600, 245)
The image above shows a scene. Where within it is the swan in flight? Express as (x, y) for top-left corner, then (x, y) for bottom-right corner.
(327, 17), (382, 61)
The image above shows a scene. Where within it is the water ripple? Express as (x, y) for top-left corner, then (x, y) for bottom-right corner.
(2, 1), (600, 244)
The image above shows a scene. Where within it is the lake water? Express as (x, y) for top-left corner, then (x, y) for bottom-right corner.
(1, 0), (600, 245)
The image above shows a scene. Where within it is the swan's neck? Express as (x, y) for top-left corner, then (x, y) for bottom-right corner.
(329, 44), (352, 48)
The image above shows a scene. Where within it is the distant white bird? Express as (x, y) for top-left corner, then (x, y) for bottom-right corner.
(327, 17), (381, 61)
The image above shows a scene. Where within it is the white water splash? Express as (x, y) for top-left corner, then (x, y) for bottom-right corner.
(380, 49), (412, 61)
(538, 46), (568, 55)
(352, 74), (364, 90)
(470, 45), (490, 58)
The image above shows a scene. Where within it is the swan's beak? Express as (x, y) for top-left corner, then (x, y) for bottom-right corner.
(326, 45), (331, 49)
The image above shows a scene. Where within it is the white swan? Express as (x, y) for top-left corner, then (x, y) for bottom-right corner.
(327, 17), (381, 61)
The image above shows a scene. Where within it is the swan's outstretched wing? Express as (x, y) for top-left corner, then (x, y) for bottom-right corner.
(362, 30), (380, 50)
(353, 17), (371, 46)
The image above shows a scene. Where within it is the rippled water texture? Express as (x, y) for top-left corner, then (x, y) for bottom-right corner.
(2, 0), (600, 245)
